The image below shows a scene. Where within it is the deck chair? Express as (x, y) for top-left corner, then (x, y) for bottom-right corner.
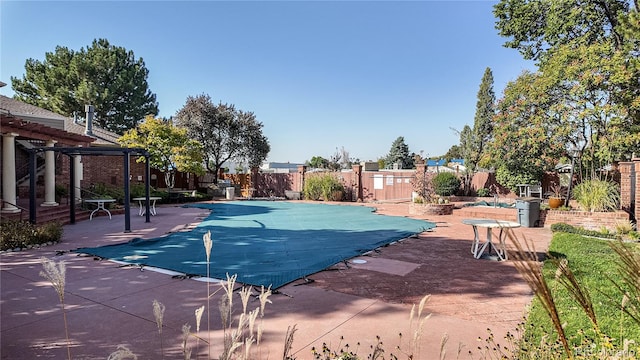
(527, 184), (543, 199)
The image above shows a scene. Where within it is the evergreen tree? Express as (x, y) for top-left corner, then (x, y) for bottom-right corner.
(11, 38), (158, 134)
(385, 136), (414, 169)
(457, 68), (495, 195)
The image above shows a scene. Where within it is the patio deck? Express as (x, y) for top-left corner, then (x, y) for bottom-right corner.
(0, 200), (552, 359)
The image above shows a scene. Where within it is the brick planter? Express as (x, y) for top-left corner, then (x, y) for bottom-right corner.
(542, 209), (630, 231)
(409, 203), (455, 216)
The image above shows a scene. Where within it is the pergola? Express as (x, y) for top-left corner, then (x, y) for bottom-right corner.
(27, 146), (151, 233)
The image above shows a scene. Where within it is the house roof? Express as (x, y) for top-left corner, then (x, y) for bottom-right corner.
(0, 95), (67, 124)
(64, 118), (120, 146)
(426, 159), (447, 166)
(1, 113), (95, 145)
(0, 95), (121, 146)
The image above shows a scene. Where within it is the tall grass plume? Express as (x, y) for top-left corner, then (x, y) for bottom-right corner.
(153, 299), (166, 359)
(40, 257), (72, 360)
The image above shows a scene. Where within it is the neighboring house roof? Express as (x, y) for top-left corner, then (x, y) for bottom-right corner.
(0, 95), (120, 146)
(426, 159), (447, 166)
(261, 162), (303, 170)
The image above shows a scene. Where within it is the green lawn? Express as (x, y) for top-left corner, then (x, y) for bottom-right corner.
(521, 232), (640, 358)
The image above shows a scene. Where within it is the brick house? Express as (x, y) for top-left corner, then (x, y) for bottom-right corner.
(0, 93), (155, 214)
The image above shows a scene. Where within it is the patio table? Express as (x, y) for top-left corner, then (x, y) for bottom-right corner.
(84, 199), (116, 220)
(132, 197), (161, 216)
(462, 219), (521, 261)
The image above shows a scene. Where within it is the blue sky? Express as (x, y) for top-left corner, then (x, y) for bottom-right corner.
(1, 1), (534, 163)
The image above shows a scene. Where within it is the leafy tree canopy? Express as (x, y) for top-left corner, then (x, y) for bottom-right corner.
(385, 136), (414, 169)
(492, 0), (639, 181)
(540, 41), (640, 169)
(11, 38), (158, 134)
(118, 116), (204, 188)
(487, 70), (568, 187)
(173, 94), (270, 182)
(307, 156), (329, 169)
(443, 145), (462, 161)
(493, 0), (630, 61)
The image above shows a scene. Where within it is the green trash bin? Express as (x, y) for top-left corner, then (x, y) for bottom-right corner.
(516, 198), (541, 227)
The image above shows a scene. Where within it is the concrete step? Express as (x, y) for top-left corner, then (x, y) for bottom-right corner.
(1, 204), (92, 225)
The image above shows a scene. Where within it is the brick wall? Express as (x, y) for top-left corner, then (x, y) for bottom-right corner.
(52, 154), (148, 191)
(544, 209), (630, 231)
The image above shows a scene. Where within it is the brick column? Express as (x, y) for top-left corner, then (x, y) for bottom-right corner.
(620, 161), (632, 215)
(297, 165), (307, 193)
(352, 164), (363, 202)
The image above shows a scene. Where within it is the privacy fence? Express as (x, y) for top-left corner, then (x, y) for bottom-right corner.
(216, 164), (503, 203)
(217, 161), (639, 222)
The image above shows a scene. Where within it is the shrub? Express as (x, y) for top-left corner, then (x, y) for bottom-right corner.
(55, 184), (69, 202)
(35, 221), (64, 244)
(0, 220), (63, 251)
(303, 173), (344, 201)
(572, 178), (620, 212)
(431, 172), (461, 196)
(550, 222), (576, 233)
(88, 183), (123, 204)
(550, 222), (617, 239)
(476, 188), (490, 197)
(495, 165), (542, 193)
(129, 183), (147, 199)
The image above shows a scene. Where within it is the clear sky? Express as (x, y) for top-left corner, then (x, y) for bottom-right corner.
(1, 1), (534, 164)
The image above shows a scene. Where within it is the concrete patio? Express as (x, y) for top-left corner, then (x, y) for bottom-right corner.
(0, 201), (552, 359)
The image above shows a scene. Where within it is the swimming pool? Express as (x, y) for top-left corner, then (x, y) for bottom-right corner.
(75, 201), (436, 288)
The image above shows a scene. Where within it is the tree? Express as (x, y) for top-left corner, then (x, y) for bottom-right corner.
(308, 156), (329, 169)
(11, 38), (158, 134)
(385, 136), (414, 169)
(493, 0), (630, 61)
(493, 0), (640, 182)
(173, 94), (270, 182)
(540, 41), (640, 172)
(457, 67), (496, 195)
(326, 146), (353, 171)
(487, 71), (568, 191)
(443, 145), (462, 161)
(118, 116), (204, 189)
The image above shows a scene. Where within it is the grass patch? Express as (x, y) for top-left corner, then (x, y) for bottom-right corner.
(522, 232), (640, 353)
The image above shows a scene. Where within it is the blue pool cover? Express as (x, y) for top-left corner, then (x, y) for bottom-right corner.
(75, 201), (436, 288)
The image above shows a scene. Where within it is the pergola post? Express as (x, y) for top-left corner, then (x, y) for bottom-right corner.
(69, 153), (76, 224)
(29, 150), (37, 224)
(124, 151), (131, 233)
(145, 155), (151, 223)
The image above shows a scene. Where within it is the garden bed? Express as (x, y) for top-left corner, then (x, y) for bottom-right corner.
(409, 203), (454, 216)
